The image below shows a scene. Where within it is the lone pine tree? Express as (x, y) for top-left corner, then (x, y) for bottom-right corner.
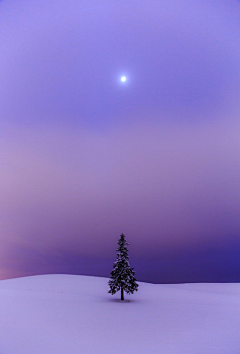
(108, 233), (138, 301)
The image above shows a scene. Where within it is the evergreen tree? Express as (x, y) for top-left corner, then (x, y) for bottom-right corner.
(108, 233), (138, 300)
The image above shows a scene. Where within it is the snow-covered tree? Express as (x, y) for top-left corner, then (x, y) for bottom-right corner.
(108, 233), (138, 300)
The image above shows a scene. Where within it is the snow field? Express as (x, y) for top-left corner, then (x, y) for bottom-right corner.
(0, 274), (240, 354)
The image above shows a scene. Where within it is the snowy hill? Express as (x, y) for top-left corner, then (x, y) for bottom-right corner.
(0, 275), (240, 354)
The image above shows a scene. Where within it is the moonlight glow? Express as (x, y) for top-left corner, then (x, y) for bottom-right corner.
(120, 76), (127, 82)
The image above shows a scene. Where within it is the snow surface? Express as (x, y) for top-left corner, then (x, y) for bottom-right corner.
(0, 274), (240, 354)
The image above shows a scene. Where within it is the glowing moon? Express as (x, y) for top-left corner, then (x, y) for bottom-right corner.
(120, 76), (127, 82)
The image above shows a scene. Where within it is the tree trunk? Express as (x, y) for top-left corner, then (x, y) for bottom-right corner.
(121, 287), (124, 301)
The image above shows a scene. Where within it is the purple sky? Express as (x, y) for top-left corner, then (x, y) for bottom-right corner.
(1, 0), (240, 282)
